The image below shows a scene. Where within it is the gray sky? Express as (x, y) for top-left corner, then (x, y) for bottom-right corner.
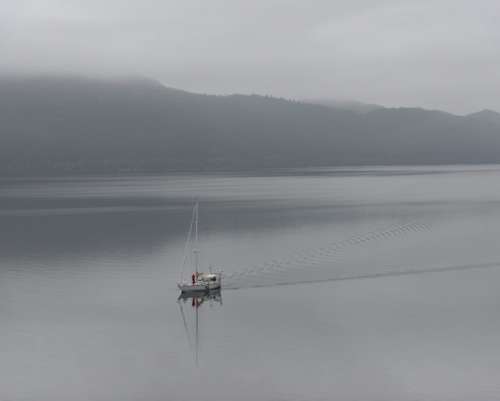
(1, 0), (499, 113)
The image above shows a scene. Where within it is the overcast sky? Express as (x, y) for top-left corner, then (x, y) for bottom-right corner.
(1, 0), (499, 113)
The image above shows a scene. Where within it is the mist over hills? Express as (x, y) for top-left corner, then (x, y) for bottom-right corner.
(1, 76), (500, 176)
(304, 99), (384, 114)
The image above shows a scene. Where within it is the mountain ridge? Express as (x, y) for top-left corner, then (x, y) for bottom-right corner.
(0, 75), (499, 176)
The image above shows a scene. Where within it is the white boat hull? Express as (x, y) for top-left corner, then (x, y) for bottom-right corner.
(178, 283), (221, 293)
(178, 272), (222, 293)
(178, 283), (209, 293)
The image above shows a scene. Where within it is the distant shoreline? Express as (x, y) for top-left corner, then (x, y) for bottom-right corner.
(3, 163), (500, 180)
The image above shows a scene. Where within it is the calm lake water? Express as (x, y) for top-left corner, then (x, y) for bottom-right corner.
(2, 166), (500, 400)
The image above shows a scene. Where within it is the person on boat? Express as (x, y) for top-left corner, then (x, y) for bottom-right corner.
(192, 273), (196, 285)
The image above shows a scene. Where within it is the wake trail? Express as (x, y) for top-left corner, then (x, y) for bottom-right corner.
(223, 261), (500, 290)
(223, 220), (432, 289)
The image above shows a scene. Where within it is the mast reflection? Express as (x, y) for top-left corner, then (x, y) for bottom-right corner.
(177, 289), (222, 366)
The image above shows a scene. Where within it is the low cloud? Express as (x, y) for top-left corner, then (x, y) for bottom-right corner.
(0, 0), (499, 113)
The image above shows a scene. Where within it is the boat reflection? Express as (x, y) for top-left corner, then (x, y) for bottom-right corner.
(177, 289), (222, 366)
(177, 288), (222, 305)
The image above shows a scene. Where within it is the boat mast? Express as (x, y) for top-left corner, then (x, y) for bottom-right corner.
(180, 203), (197, 283)
(194, 202), (199, 275)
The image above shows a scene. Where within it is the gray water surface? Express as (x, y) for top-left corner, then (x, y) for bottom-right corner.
(2, 166), (500, 400)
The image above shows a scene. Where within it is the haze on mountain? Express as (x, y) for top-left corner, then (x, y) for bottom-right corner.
(305, 99), (384, 114)
(1, 75), (500, 176)
(1, 1), (500, 114)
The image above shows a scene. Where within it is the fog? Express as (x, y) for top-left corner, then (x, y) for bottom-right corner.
(1, 0), (499, 113)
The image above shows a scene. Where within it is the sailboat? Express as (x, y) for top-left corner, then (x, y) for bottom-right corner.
(177, 202), (222, 294)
